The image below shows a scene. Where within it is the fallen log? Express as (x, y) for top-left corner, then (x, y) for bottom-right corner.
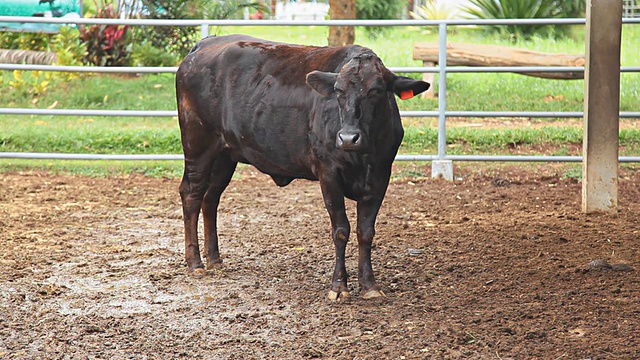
(413, 42), (585, 98)
(0, 49), (58, 65)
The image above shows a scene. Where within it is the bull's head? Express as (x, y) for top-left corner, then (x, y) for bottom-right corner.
(306, 53), (430, 152)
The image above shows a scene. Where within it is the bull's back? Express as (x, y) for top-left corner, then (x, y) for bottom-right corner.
(180, 34), (356, 76)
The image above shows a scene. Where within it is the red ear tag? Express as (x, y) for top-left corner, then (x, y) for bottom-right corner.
(400, 90), (414, 100)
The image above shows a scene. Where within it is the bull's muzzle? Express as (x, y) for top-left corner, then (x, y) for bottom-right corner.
(336, 129), (363, 151)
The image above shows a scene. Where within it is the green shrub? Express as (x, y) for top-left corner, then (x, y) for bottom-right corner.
(131, 41), (180, 67)
(0, 26), (86, 67)
(0, 32), (50, 51)
(356, 0), (407, 38)
(51, 27), (88, 66)
(463, 0), (584, 40)
(50, 26), (88, 81)
(2, 27), (87, 94)
(557, 0), (586, 18)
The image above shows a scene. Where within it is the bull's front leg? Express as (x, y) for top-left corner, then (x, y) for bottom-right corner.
(319, 180), (351, 300)
(356, 196), (384, 298)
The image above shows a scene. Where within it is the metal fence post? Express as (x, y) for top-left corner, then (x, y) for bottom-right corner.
(431, 21), (453, 180)
(200, 23), (209, 38)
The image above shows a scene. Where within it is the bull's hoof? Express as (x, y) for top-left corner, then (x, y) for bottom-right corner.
(206, 258), (223, 269)
(362, 289), (385, 299)
(189, 267), (207, 278)
(328, 290), (350, 301)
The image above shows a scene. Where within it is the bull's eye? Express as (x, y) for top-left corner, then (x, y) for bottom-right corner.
(367, 88), (384, 98)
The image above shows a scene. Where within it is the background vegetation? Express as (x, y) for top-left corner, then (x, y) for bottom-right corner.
(463, 0), (586, 39)
(1, 0), (638, 178)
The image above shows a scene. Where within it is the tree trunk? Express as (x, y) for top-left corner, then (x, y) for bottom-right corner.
(328, 0), (355, 47)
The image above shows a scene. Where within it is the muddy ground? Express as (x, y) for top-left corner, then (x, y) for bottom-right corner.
(1, 164), (639, 359)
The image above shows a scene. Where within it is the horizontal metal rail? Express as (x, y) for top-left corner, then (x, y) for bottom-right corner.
(1, 16), (639, 26)
(403, 111), (640, 118)
(3, 63), (640, 75)
(3, 108), (640, 118)
(396, 155), (640, 163)
(3, 152), (640, 163)
(0, 64), (179, 73)
(0, 17), (587, 26)
(0, 152), (183, 160)
(0, 16), (640, 26)
(0, 108), (177, 117)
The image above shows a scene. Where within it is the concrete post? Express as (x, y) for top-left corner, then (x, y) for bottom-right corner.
(582, 0), (622, 213)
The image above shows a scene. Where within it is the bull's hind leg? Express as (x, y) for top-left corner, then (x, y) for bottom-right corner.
(180, 159), (208, 273)
(178, 105), (223, 274)
(179, 153), (214, 275)
(202, 153), (237, 268)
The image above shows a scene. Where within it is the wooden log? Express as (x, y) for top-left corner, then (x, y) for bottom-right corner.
(413, 42), (585, 80)
(0, 49), (58, 65)
(421, 61), (436, 98)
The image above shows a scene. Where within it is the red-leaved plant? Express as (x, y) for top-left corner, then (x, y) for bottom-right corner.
(79, 0), (131, 66)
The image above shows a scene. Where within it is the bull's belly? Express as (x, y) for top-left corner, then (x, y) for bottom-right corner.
(226, 147), (318, 185)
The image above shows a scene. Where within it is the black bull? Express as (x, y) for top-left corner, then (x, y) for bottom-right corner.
(176, 35), (429, 299)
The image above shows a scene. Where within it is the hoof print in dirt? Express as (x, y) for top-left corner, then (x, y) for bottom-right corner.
(37, 284), (66, 297)
(581, 259), (634, 273)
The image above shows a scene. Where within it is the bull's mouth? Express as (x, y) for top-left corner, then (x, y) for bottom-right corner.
(337, 143), (363, 152)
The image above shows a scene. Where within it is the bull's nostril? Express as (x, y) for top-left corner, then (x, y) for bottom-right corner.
(337, 130), (363, 150)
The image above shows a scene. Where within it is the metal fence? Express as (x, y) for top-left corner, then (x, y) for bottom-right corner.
(1, 16), (640, 165)
(624, 0), (640, 18)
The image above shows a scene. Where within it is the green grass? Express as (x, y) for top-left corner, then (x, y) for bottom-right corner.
(2, 73), (177, 112)
(402, 126), (640, 155)
(1, 25), (640, 177)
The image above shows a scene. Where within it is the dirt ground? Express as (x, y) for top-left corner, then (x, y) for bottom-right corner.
(1, 164), (639, 359)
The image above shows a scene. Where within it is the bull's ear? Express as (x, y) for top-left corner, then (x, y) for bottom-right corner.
(389, 76), (430, 100)
(306, 71), (338, 97)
